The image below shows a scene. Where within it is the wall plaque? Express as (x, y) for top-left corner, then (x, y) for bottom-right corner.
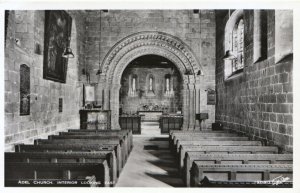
(20, 64), (30, 115)
(207, 90), (216, 105)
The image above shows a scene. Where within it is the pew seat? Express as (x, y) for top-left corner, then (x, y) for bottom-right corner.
(184, 153), (293, 187)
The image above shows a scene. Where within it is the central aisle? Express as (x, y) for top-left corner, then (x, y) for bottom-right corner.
(115, 135), (184, 187)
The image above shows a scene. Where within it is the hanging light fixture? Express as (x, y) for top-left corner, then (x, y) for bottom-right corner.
(223, 9), (237, 61)
(223, 50), (236, 60)
(62, 19), (75, 58)
(62, 46), (75, 58)
(96, 10), (102, 75)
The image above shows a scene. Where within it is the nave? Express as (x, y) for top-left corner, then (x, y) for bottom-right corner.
(5, 121), (293, 187)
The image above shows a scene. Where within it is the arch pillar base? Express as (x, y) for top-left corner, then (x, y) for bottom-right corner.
(110, 84), (121, 130)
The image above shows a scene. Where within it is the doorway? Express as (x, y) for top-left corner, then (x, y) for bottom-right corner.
(119, 55), (182, 135)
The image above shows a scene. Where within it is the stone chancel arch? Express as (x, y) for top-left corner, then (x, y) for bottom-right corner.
(99, 31), (203, 130)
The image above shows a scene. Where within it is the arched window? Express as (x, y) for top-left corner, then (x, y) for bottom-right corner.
(232, 18), (244, 72)
(128, 74), (138, 97)
(224, 10), (244, 79)
(148, 74), (154, 91)
(132, 76), (136, 91)
(165, 74), (174, 97)
(146, 74), (155, 96)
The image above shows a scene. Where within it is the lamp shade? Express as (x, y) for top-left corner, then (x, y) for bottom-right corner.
(62, 47), (75, 58)
(223, 50), (236, 60)
(96, 69), (102, 75)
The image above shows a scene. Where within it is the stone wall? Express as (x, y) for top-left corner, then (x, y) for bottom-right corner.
(84, 10), (216, 128)
(4, 10), (217, 147)
(215, 10), (293, 152)
(4, 11), (86, 151)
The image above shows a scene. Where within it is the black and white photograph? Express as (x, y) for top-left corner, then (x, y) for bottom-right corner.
(1, 0), (299, 191)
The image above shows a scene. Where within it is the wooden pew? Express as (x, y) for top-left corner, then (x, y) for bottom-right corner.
(57, 132), (130, 157)
(172, 136), (249, 151)
(190, 163), (293, 187)
(46, 135), (128, 164)
(5, 162), (110, 187)
(169, 130), (230, 144)
(174, 140), (262, 154)
(67, 129), (133, 151)
(170, 130), (228, 134)
(5, 151), (117, 186)
(184, 153), (293, 187)
(178, 145), (279, 172)
(34, 139), (126, 173)
(14, 143), (122, 178)
(198, 176), (292, 187)
(170, 132), (239, 144)
(170, 133), (241, 150)
(61, 131), (132, 155)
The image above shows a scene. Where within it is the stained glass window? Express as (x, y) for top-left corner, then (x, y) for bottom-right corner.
(232, 19), (244, 72)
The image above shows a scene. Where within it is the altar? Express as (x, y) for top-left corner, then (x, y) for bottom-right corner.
(137, 111), (163, 122)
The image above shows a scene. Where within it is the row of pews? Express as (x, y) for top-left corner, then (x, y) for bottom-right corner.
(5, 129), (133, 187)
(169, 130), (293, 187)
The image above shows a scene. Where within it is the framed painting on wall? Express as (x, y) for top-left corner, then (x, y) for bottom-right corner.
(43, 10), (72, 83)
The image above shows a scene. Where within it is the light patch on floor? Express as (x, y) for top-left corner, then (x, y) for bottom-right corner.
(115, 136), (184, 187)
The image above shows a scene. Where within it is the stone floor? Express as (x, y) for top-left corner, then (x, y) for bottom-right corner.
(115, 122), (184, 187)
(140, 121), (161, 136)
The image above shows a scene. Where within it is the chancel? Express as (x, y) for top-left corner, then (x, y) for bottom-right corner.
(4, 9), (293, 188)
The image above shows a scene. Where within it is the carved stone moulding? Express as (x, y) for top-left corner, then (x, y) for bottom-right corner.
(101, 31), (203, 81)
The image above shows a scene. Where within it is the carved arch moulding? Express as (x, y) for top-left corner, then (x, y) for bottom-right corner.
(100, 31), (204, 85)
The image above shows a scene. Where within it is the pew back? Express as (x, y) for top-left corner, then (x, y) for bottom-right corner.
(184, 153), (293, 187)
(5, 151), (117, 186)
(5, 162), (110, 187)
(178, 145), (279, 171)
(190, 163), (293, 187)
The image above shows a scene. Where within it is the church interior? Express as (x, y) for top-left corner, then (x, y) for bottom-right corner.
(4, 9), (293, 187)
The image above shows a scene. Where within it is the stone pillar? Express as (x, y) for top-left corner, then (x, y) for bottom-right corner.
(103, 87), (110, 110)
(110, 83), (121, 130)
(188, 83), (196, 130)
(182, 84), (189, 130)
(195, 84), (201, 130)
